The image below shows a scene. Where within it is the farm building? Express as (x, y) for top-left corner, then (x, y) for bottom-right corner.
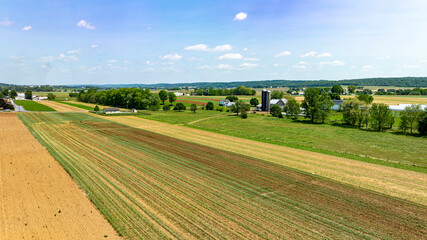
(257, 98), (288, 110)
(103, 108), (121, 114)
(261, 89), (271, 111)
(219, 99), (235, 107)
(332, 100), (343, 111)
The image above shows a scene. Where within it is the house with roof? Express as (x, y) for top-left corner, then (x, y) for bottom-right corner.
(219, 99), (235, 107)
(257, 98), (288, 110)
(103, 108), (121, 114)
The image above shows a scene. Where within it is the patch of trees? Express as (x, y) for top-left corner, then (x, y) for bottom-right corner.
(25, 90), (32, 100)
(0, 98), (14, 110)
(173, 103), (186, 111)
(47, 93), (56, 100)
(193, 86), (256, 96)
(78, 88), (155, 110)
(301, 88), (334, 123)
(230, 100), (250, 117)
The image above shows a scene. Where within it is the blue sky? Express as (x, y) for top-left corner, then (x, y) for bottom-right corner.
(1, 0), (427, 85)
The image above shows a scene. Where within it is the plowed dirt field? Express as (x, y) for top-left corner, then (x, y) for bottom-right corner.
(18, 112), (427, 239)
(0, 113), (119, 239)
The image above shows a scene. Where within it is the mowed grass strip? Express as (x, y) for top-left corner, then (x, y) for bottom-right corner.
(19, 112), (427, 239)
(14, 100), (56, 111)
(105, 115), (427, 205)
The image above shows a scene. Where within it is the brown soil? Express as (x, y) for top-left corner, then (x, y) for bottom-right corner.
(0, 113), (119, 239)
(38, 101), (85, 112)
(104, 115), (427, 205)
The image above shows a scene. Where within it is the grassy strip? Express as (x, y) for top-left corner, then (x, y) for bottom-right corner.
(56, 101), (93, 110)
(14, 100), (56, 111)
(135, 110), (426, 173)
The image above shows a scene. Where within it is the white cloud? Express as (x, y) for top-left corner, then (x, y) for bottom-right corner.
(198, 64), (233, 70)
(319, 60), (345, 66)
(275, 51), (292, 57)
(234, 12), (247, 21)
(67, 48), (82, 54)
(36, 56), (55, 62)
(243, 48), (248, 52)
(161, 54), (182, 60)
(106, 59), (117, 63)
(361, 65), (375, 71)
(292, 61), (307, 70)
(419, 59), (427, 63)
(401, 65), (420, 69)
(240, 63), (258, 68)
(273, 63), (286, 67)
(184, 44), (232, 52)
(58, 54), (79, 62)
(0, 18), (12, 26)
(21, 26), (32, 31)
(301, 51), (317, 57)
(40, 65), (48, 69)
(77, 20), (95, 30)
(217, 64), (233, 69)
(377, 56), (390, 60)
(317, 52), (332, 58)
(244, 57), (260, 61)
(90, 44), (98, 48)
(218, 53), (243, 60)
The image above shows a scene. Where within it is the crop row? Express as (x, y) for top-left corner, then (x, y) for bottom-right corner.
(18, 112), (427, 239)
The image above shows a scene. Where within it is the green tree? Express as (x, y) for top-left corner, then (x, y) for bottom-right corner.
(173, 102), (186, 111)
(0, 92), (4, 98)
(9, 89), (17, 99)
(284, 98), (301, 119)
(240, 111), (248, 119)
(271, 90), (284, 99)
(418, 110), (427, 135)
(148, 95), (161, 111)
(357, 94), (374, 104)
(25, 90), (32, 100)
(158, 90), (168, 105)
(230, 100), (249, 116)
(302, 88), (334, 123)
(370, 103), (394, 131)
(190, 104), (197, 113)
(270, 104), (282, 117)
(250, 97), (259, 107)
(399, 104), (423, 134)
(163, 104), (170, 111)
(1, 89), (8, 96)
(168, 92), (177, 105)
(94, 105), (100, 111)
(47, 93), (56, 101)
(206, 101), (214, 110)
(348, 85), (356, 94)
(331, 85), (344, 95)
(226, 96), (238, 102)
(341, 99), (363, 126)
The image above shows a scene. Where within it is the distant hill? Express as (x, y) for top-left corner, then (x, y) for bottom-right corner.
(81, 77), (427, 89)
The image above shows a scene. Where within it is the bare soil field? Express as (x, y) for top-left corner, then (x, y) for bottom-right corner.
(38, 100), (85, 112)
(105, 115), (427, 205)
(18, 112), (427, 239)
(0, 113), (119, 239)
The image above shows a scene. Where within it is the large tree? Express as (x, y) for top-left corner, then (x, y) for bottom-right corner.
(9, 89), (17, 99)
(331, 85), (344, 95)
(168, 92), (177, 105)
(190, 104), (197, 113)
(370, 103), (394, 131)
(158, 90), (168, 105)
(148, 95), (161, 111)
(270, 104), (282, 117)
(230, 100), (249, 116)
(25, 90), (32, 100)
(357, 94), (374, 104)
(347, 85), (356, 94)
(284, 98), (301, 119)
(399, 104), (423, 134)
(173, 103), (186, 112)
(302, 88), (334, 123)
(250, 97), (259, 107)
(418, 110), (427, 136)
(271, 90), (284, 99)
(206, 101), (214, 110)
(47, 93), (56, 101)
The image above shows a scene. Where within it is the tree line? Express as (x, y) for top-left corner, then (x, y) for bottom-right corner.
(193, 85), (256, 96)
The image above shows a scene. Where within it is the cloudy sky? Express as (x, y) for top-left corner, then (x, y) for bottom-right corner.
(1, 0), (427, 85)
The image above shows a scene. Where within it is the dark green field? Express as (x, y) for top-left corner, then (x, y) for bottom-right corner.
(14, 100), (56, 111)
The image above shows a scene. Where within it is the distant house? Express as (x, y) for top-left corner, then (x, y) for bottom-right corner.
(219, 99), (235, 107)
(270, 99), (288, 110)
(174, 92), (184, 96)
(103, 108), (121, 114)
(131, 108), (137, 113)
(332, 100), (343, 111)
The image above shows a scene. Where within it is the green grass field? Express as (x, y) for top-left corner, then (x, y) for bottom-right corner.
(33, 92), (78, 101)
(14, 100), (56, 111)
(137, 110), (427, 173)
(18, 112), (427, 239)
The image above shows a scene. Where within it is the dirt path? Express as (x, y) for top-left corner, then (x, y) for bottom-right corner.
(0, 113), (119, 239)
(103, 115), (427, 205)
(186, 115), (227, 125)
(38, 101), (86, 112)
